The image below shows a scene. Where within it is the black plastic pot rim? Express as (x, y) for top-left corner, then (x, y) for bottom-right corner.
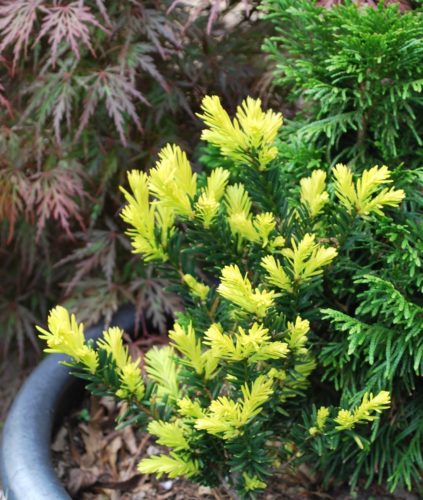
(0, 304), (136, 500)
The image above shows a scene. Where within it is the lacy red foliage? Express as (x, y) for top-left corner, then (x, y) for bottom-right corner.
(0, 0), (268, 362)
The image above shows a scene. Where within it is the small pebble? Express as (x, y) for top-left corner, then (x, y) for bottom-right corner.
(160, 480), (173, 490)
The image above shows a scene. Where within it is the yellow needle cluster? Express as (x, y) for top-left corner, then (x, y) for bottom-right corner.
(300, 169), (329, 218)
(97, 327), (145, 400)
(149, 144), (197, 217)
(182, 274), (210, 301)
(204, 322), (288, 363)
(225, 183), (276, 247)
(169, 322), (219, 380)
(333, 164), (405, 216)
(195, 375), (274, 439)
(334, 391), (391, 431)
(309, 406), (330, 436)
(243, 473), (267, 492)
(286, 317), (310, 354)
(147, 420), (190, 451)
(36, 306), (98, 373)
(144, 346), (181, 401)
(120, 170), (172, 262)
(217, 264), (277, 317)
(262, 234), (337, 291)
(195, 167), (230, 228)
(198, 95), (283, 170)
(138, 452), (199, 479)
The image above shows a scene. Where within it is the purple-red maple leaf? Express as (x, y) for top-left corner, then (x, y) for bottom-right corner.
(36, 2), (107, 66)
(0, 82), (12, 116)
(77, 66), (148, 145)
(0, 0), (42, 72)
(24, 165), (86, 240)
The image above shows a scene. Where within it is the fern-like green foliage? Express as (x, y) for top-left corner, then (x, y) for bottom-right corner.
(261, 10), (423, 488)
(263, 0), (423, 166)
(319, 274), (423, 491)
(36, 96), (417, 498)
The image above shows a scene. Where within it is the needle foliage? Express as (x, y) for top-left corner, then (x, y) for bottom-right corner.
(37, 96), (421, 497)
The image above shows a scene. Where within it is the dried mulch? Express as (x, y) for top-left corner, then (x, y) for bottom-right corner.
(51, 394), (420, 500)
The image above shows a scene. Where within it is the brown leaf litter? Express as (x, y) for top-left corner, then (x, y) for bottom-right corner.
(51, 394), (419, 500)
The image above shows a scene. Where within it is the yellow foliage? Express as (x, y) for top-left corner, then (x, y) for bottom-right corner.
(243, 473), (267, 492)
(195, 376), (274, 439)
(169, 322), (203, 375)
(217, 264), (277, 317)
(36, 306), (98, 373)
(300, 169), (329, 217)
(183, 274), (210, 301)
(309, 406), (330, 436)
(204, 322), (288, 363)
(198, 95), (282, 170)
(261, 254), (293, 292)
(177, 398), (206, 419)
(138, 452), (199, 478)
(148, 420), (190, 451)
(98, 327), (145, 400)
(195, 167), (230, 228)
(116, 361), (145, 401)
(286, 317), (310, 353)
(97, 327), (130, 370)
(332, 164), (405, 216)
(334, 391), (391, 431)
(254, 212), (276, 247)
(149, 144), (197, 217)
(120, 170), (170, 262)
(169, 322), (217, 379)
(282, 233), (337, 283)
(225, 183), (259, 242)
(145, 346), (180, 401)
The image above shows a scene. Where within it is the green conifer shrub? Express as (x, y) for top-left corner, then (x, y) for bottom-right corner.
(263, 0), (423, 167)
(262, 1), (423, 490)
(38, 96), (413, 497)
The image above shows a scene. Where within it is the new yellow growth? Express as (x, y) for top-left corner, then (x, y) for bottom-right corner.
(261, 255), (292, 292)
(169, 322), (218, 379)
(37, 306), (98, 373)
(334, 391), (391, 431)
(149, 144), (197, 218)
(138, 453), (199, 478)
(177, 398), (205, 419)
(309, 406), (330, 436)
(282, 233), (337, 283)
(217, 264), (277, 317)
(98, 327), (145, 400)
(183, 274), (210, 301)
(198, 95), (283, 170)
(332, 164), (405, 216)
(254, 212), (276, 247)
(145, 346), (180, 401)
(204, 322), (288, 363)
(195, 375), (274, 439)
(225, 183), (259, 243)
(286, 317), (310, 353)
(97, 327), (130, 369)
(116, 362), (145, 401)
(148, 420), (190, 451)
(120, 170), (170, 262)
(300, 169), (329, 217)
(243, 473), (267, 492)
(195, 167), (230, 228)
